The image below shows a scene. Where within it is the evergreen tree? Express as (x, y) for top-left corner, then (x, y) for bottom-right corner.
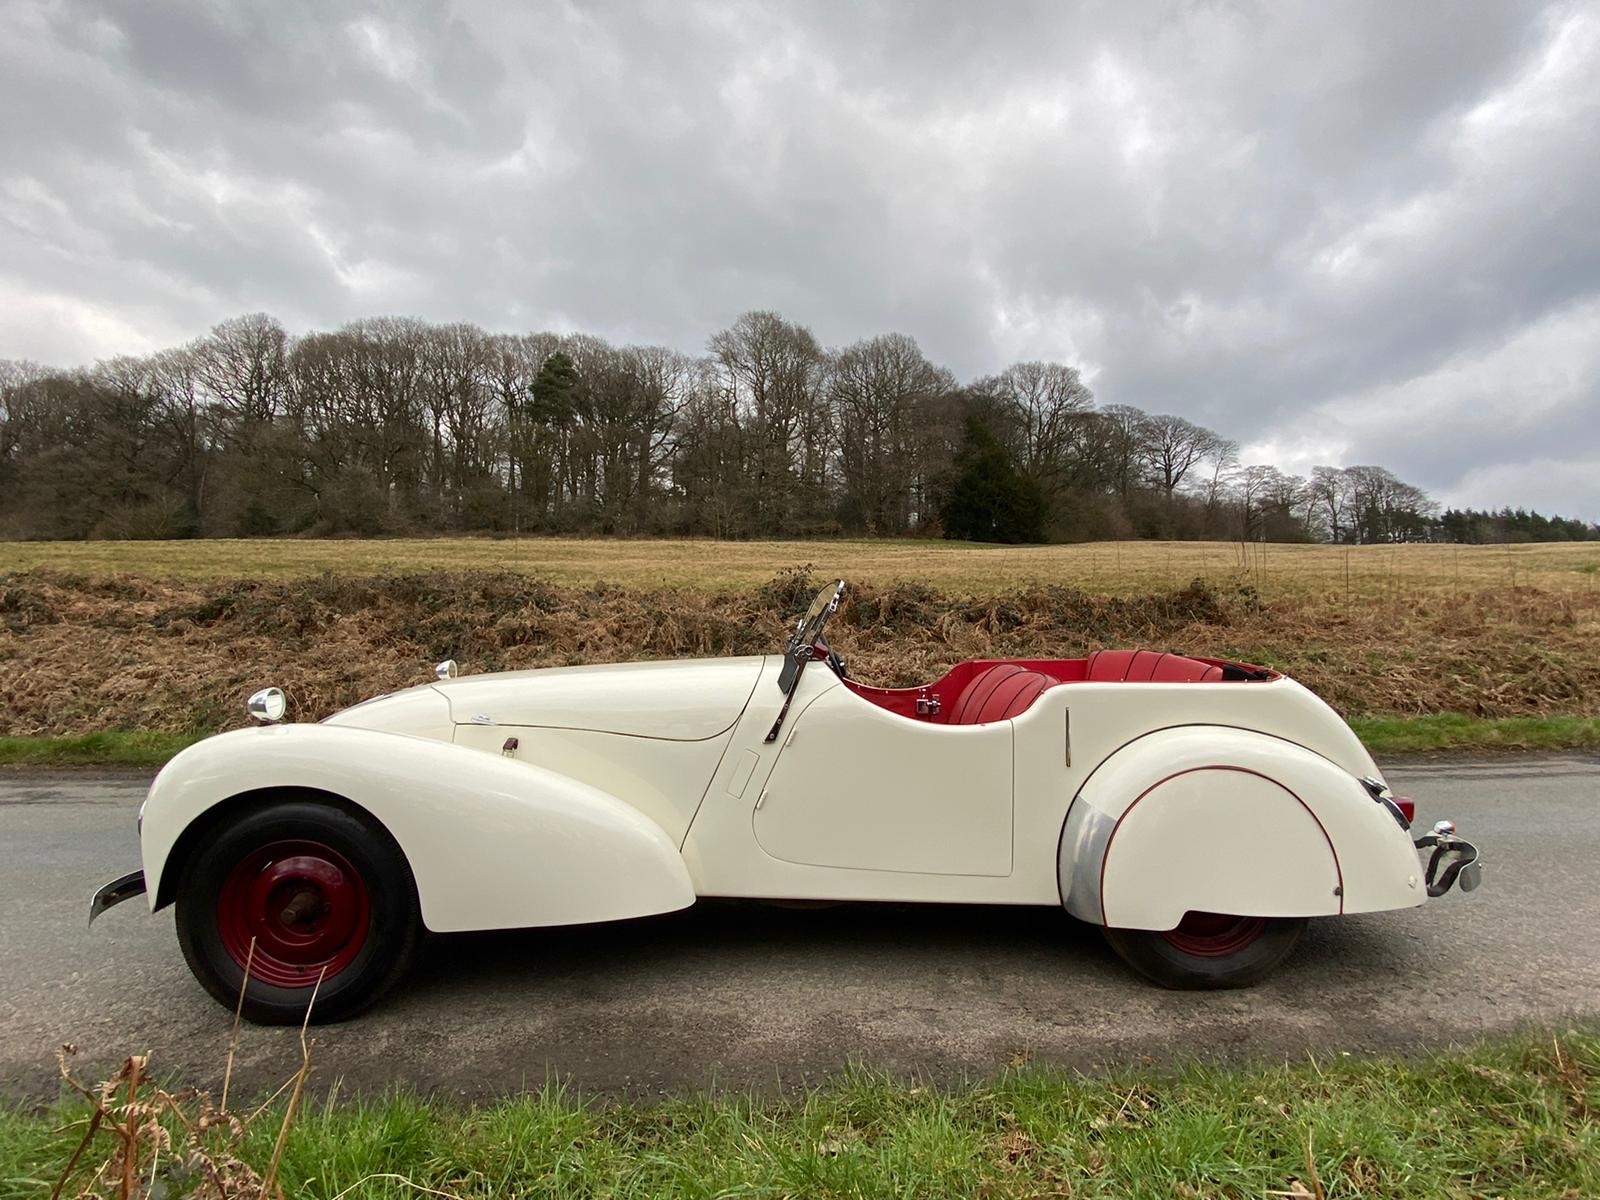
(940, 416), (1046, 543)
(528, 351), (579, 424)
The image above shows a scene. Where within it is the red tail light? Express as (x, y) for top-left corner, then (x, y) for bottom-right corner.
(1393, 796), (1415, 822)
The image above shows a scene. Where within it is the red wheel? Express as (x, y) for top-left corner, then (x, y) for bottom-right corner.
(176, 799), (420, 1024)
(216, 840), (371, 988)
(1159, 912), (1269, 958)
(1103, 913), (1306, 989)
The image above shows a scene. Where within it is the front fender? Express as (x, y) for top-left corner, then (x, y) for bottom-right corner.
(141, 725), (696, 933)
(1059, 726), (1423, 929)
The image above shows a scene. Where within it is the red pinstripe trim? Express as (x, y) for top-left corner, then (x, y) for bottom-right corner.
(1096, 764), (1344, 926)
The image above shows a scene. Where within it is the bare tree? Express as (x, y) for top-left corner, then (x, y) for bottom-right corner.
(148, 346), (210, 529)
(1139, 413), (1229, 497)
(585, 343), (690, 531)
(196, 313), (290, 431)
(1259, 468), (1309, 541)
(0, 361), (48, 495)
(417, 323), (497, 526)
(670, 356), (749, 537)
(1199, 436), (1242, 513)
(487, 332), (561, 532)
(709, 312), (827, 534)
(1343, 464), (1437, 543)
(830, 333), (951, 534)
(1308, 465), (1352, 542)
(990, 361), (1095, 487)
(1229, 464), (1285, 539)
(1088, 404), (1152, 498)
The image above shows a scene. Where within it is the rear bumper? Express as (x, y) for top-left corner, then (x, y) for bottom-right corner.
(1415, 827), (1482, 897)
(1360, 778), (1483, 899)
(88, 870), (146, 927)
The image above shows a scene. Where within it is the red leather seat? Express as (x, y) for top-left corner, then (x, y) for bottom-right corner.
(1083, 648), (1224, 683)
(947, 663), (1057, 724)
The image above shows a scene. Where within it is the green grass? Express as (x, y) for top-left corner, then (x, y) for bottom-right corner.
(1351, 712), (1600, 754)
(11, 716), (1591, 770)
(0, 730), (203, 768)
(4, 1031), (1598, 1198)
(3, 715), (1595, 770)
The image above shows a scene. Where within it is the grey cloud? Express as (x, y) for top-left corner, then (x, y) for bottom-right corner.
(1, 0), (1597, 516)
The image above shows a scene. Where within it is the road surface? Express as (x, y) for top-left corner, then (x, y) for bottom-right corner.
(2, 755), (1595, 1102)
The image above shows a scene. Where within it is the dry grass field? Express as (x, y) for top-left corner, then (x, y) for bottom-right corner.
(3, 536), (1598, 599)
(4, 536), (1599, 742)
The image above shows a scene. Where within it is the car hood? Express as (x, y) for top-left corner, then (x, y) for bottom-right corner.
(429, 656), (768, 741)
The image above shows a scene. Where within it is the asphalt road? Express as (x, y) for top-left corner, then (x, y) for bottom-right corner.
(2, 755), (1596, 1103)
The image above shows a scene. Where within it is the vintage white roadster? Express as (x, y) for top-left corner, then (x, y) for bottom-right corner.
(92, 579), (1481, 1023)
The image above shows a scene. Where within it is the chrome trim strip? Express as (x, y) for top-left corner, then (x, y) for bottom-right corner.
(1059, 799), (1116, 924)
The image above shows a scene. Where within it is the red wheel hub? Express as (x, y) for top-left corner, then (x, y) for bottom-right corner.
(1160, 912), (1268, 958)
(216, 839), (370, 989)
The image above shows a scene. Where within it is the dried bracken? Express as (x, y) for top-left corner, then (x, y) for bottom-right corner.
(52, 1046), (266, 1200)
(3, 567), (1597, 737)
(48, 964), (323, 1200)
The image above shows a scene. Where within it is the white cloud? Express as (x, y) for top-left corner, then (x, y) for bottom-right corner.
(0, 279), (176, 364)
(1447, 458), (1600, 517)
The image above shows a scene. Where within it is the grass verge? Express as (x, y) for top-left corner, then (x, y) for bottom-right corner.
(3, 715), (1596, 770)
(0, 730), (203, 769)
(4, 1031), (1597, 1198)
(1351, 713), (1600, 755)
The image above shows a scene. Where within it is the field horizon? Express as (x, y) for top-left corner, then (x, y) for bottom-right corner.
(4, 535), (1598, 599)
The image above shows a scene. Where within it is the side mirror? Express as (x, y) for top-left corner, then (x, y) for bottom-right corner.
(246, 687), (287, 723)
(435, 659), (459, 680)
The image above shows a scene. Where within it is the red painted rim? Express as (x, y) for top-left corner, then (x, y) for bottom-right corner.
(1160, 912), (1268, 958)
(216, 839), (370, 989)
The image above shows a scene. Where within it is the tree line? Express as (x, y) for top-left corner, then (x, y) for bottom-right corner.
(1, 310), (1594, 544)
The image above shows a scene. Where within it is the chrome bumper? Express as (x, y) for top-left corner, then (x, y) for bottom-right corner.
(88, 870), (146, 927)
(1415, 822), (1482, 897)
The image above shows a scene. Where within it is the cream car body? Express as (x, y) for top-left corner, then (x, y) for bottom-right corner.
(100, 579), (1481, 1017)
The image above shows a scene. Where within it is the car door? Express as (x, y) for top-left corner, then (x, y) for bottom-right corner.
(752, 685), (1015, 876)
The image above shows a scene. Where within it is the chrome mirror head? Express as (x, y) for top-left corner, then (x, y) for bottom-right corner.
(435, 659), (458, 680)
(246, 686), (287, 724)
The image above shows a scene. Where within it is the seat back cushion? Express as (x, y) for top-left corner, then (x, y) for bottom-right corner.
(1083, 648), (1225, 683)
(948, 663), (1057, 724)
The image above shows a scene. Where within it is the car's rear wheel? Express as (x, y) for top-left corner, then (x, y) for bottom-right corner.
(175, 799), (421, 1024)
(1102, 912), (1307, 989)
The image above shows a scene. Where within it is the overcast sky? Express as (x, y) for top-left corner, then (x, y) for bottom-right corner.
(3, 1), (1598, 517)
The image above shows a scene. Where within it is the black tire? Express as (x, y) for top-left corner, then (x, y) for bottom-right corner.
(1102, 913), (1307, 989)
(175, 799), (421, 1024)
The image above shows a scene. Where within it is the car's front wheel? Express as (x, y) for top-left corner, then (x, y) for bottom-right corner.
(175, 798), (421, 1024)
(1102, 912), (1307, 989)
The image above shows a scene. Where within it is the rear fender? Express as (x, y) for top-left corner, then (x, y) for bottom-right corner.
(141, 725), (695, 933)
(1058, 726), (1422, 930)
